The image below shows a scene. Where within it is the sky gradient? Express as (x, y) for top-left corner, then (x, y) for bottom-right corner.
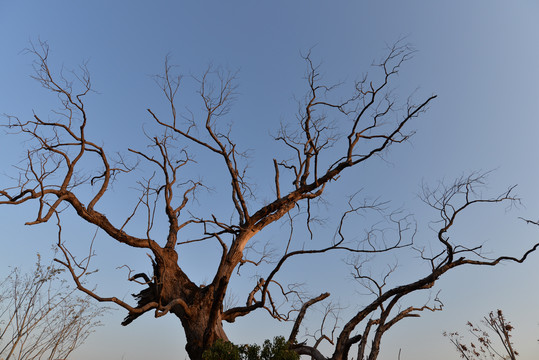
(1, 1), (538, 359)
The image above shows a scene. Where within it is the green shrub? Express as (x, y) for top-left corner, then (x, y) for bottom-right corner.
(202, 339), (241, 360)
(202, 336), (299, 360)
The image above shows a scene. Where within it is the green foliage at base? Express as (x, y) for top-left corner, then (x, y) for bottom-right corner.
(202, 336), (299, 360)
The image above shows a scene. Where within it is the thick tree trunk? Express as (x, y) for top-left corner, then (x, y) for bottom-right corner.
(123, 249), (230, 360)
(180, 307), (228, 360)
(160, 253), (230, 360)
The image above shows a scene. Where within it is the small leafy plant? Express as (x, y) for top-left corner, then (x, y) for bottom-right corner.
(202, 336), (299, 360)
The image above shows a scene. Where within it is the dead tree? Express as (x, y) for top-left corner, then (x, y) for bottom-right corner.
(1, 40), (537, 360)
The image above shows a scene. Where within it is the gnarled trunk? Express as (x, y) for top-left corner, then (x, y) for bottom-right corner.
(180, 304), (228, 360)
(123, 249), (230, 360)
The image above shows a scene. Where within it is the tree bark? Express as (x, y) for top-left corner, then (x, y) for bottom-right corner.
(181, 302), (229, 360)
(123, 248), (230, 360)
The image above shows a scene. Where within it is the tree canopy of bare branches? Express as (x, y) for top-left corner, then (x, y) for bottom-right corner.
(1, 40), (538, 360)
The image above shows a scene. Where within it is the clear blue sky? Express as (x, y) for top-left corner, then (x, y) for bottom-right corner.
(1, 1), (538, 359)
